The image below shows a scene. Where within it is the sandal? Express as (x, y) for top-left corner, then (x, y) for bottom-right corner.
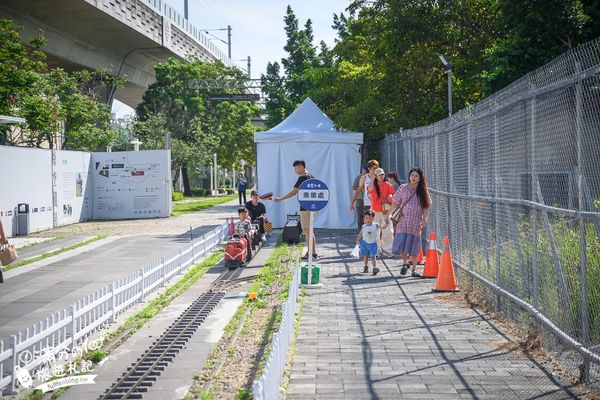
(363, 265), (369, 273)
(400, 264), (409, 275)
(411, 269), (420, 277)
(372, 267), (380, 276)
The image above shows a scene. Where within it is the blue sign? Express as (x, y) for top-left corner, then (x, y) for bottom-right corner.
(297, 179), (330, 211)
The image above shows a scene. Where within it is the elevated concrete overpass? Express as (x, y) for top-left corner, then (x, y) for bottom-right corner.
(0, 0), (234, 108)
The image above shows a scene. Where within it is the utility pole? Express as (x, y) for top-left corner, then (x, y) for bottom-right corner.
(227, 25), (232, 58)
(184, 0), (188, 19)
(247, 56), (251, 78)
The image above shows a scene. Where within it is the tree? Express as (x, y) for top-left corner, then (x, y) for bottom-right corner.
(0, 19), (46, 143)
(136, 58), (259, 194)
(486, 0), (593, 91)
(0, 19), (119, 150)
(307, 0), (501, 145)
(261, 6), (326, 127)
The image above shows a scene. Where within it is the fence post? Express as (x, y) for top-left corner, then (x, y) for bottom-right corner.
(110, 283), (116, 323)
(70, 304), (77, 351)
(493, 99), (501, 312)
(190, 225), (196, 264)
(138, 268), (145, 303)
(161, 256), (166, 287)
(575, 61), (590, 383)
(528, 77), (539, 309)
(178, 249), (183, 275)
(253, 380), (263, 400)
(9, 335), (17, 394)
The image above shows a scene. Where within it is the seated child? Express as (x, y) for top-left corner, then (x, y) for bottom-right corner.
(235, 207), (260, 247)
(235, 207), (254, 235)
(356, 210), (387, 276)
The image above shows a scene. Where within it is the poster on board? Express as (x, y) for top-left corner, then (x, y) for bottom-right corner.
(54, 150), (92, 226)
(92, 150), (171, 220)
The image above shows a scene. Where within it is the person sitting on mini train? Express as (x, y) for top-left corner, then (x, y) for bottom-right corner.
(245, 190), (267, 238)
(235, 207), (260, 251)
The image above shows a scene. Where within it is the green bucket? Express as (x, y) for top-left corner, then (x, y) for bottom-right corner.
(301, 265), (320, 285)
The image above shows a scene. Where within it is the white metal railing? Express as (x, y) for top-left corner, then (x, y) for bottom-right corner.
(253, 253), (301, 400)
(0, 222), (228, 394)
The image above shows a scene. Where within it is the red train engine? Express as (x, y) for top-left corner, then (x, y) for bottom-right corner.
(224, 218), (262, 268)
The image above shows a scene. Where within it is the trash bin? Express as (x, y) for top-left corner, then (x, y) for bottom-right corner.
(16, 203), (29, 236)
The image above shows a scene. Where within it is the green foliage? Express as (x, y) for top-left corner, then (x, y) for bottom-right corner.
(135, 58), (259, 194)
(0, 20), (121, 149)
(172, 191), (184, 201)
(190, 188), (210, 197)
(107, 250), (223, 346)
(486, 0), (594, 91)
(261, 2), (600, 147)
(89, 351), (107, 363)
(261, 6), (331, 128)
(235, 388), (252, 400)
(171, 194), (237, 216)
(22, 389), (44, 400)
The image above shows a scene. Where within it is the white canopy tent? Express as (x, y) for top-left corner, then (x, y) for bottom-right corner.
(254, 98), (363, 228)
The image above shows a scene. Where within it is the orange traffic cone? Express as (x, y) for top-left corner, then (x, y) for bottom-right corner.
(422, 233), (439, 278)
(417, 245), (424, 264)
(432, 237), (459, 292)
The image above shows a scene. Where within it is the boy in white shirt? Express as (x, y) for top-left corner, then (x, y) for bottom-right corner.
(356, 210), (387, 275)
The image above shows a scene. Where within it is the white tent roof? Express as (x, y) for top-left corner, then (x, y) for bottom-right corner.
(253, 98), (363, 229)
(254, 98), (363, 143)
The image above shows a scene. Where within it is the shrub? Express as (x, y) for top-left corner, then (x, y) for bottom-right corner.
(190, 188), (209, 197)
(172, 191), (184, 201)
(89, 351), (107, 363)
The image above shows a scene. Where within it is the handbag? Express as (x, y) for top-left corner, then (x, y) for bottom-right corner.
(264, 218), (273, 233)
(390, 192), (416, 224)
(0, 244), (18, 266)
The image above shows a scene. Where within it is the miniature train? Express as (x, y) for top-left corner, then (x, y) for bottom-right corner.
(224, 218), (265, 268)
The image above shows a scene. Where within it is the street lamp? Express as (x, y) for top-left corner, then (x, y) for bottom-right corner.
(439, 53), (452, 119)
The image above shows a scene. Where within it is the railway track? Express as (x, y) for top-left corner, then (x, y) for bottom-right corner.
(98, 267), (244, 400)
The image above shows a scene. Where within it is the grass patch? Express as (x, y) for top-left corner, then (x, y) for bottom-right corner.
(281, 287), (306, 393)
(172, 195), (237, 216)
(187, 241), (302, 399)
(106, 250), (223, 344)
(42, 250), (224, 400)
(2, 235), (106, 272)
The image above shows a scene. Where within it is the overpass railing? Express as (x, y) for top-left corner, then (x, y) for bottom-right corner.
(379, 38), (600, 387)
(143, 0), (234, 67)
(0, 222), (228, 394)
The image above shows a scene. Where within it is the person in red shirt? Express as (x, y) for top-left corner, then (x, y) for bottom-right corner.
(367, 168), (395, 256)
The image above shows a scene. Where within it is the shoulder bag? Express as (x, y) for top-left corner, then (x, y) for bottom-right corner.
(390, 191), (416, 224)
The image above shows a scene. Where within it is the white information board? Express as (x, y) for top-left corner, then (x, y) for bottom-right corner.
(0, 146), (172, 237)
(91, 150), (171, 220)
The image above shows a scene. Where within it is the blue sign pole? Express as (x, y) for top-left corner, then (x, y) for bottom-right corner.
(297, 179), (329, 286)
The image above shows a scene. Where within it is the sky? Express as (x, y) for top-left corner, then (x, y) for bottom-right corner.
(111, 0), (351, 118)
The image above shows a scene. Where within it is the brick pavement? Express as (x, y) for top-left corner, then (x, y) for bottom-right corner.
(286, 229), (584, 400)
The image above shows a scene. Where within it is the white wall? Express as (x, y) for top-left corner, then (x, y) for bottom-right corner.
(0, 146), (171, 237)
(0, 146), (54, 235)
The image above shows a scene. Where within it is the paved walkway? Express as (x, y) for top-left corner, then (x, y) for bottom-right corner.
(0, 200), (240, 343)
(286, 230), (585, 400)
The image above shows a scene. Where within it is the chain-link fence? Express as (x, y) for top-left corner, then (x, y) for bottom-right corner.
(379, 39), (600, 387)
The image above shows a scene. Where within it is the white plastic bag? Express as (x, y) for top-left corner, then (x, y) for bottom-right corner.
(350, 244), (360, 259)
